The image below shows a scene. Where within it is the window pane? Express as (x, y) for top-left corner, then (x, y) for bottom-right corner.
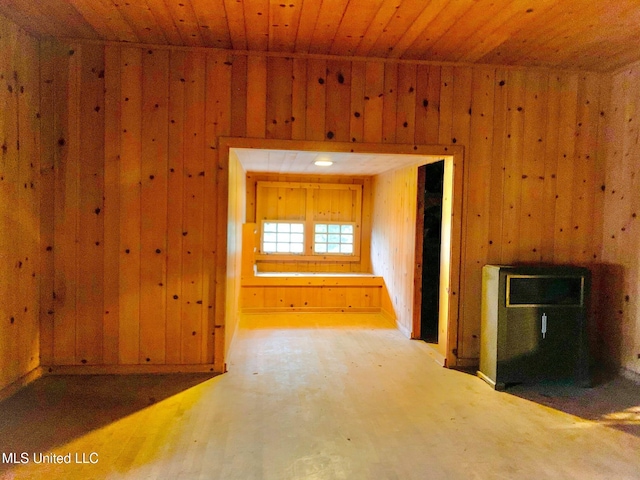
(264, 222), (277, 232)
(264, 232), (277, 242)
(291, 223), (304, 233)
(328, 224), (340, 233)
(328, 243), (340, 253)
(263, 242), (276, 252)
(276, 243), (290, 253)
(340, 244), (353, 254)
(315, 234), (327, 243)
(341, 234), (353, 244)
(328, 234), (340, 243)
(277, 223), (290, 233)
(315, 244), (327, 253)
(290, 243), (304, 253)
(315, 224), (327, 233)
(341, 225), (353, 234)
(290, 233), (303, 243)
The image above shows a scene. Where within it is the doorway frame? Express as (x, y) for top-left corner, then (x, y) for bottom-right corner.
(218, 137), (464, 368)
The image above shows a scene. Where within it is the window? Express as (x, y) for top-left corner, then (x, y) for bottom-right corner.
(261, 221), (305, 254)
(255, 180), (362, 260)
(313, 223), (354, 254)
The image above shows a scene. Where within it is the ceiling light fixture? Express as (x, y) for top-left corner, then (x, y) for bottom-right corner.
(314, 160), (333, 167)
(314, 157), (333, 167)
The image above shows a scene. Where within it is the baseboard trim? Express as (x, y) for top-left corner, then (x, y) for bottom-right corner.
(41, 364), (220, 375)
(0, 367), (44, 402)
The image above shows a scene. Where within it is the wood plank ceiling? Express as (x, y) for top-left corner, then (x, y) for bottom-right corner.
(1, 0), (639, 71)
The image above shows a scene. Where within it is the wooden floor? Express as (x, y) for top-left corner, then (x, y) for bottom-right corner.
(1, 313), (640, 479)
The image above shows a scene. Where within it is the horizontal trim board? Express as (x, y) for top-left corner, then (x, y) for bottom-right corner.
(255, 255), (361, 263)
(42, 364), (221, 375)
(53, 36), (603, 74)
(242, 276), (383, 287)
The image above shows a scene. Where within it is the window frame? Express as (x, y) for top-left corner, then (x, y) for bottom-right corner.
(255, 181), (362, 262)
(260, 220), (306, 255)
(312, 221), (356, 255)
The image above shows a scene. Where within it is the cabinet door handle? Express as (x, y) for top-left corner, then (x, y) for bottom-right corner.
(541, 313), (547, 339)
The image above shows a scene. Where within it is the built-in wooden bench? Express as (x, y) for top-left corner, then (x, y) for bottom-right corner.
(240, 224), (385, 313)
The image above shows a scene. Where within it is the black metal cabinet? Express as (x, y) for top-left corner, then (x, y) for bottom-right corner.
(478, 265), (590, 390)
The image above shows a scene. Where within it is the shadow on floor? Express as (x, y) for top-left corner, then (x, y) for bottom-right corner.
(0, 373), (216, 474)
(506, 372), (640, 438)
(454, 366), (640, 438)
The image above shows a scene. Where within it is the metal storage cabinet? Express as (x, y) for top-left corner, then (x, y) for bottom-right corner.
(478, 265), (590, 390)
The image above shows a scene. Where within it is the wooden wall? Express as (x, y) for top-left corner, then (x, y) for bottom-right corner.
(225, 149), (245, 363)
(600, 64), (640, 376)
(246, 172), (371, 273)
(0, 15), (41, 391)
(370, 164), (419, 338)
(37, 37), (610, 368)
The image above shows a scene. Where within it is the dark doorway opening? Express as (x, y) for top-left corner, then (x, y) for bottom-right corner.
(419, 161), (444, 343)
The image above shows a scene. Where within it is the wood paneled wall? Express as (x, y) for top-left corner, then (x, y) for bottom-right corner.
(370, 164), (419, 338)
(601, 64), (640, 376)
(36, 37), (610, 368)
(225, 149), (245, 362)
(0, 16), (41, 391)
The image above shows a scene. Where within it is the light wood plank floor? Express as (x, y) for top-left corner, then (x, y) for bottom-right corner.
(1, 313), (640, 479)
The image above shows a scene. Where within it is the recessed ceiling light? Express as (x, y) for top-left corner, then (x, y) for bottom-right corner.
(314, 160), (333, 167)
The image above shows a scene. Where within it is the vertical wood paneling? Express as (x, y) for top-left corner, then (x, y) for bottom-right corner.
(103, 45), (121, 365)
(325, 59), (351, 142)
(553, 73), (579, 263)
(32, 42), (614, 371)
(349, 61), (365, 143)
(230, 54), (247, 137)
(382, 62), (398, 143)
(460, 67), (495, 359)
(370, 164), (418, 335)
(396, 63), (416, 144)
(206, 51), (232, 367)
(305, 58), (326, 140)
(266, 56), (293, 140)
(0, 16), (41, 390)
(38, 39), (56, 367)
(291, 58), (307, 140)
(246, 55), (267, 138)
(165, 49), (185, 364)
(363, 61), (384, 143)
(601, 64), (640, 375)
(139, 48), (169, 364)
(500, 69), (525, 264)
(118, 47), (142, 364)
(518, 71), (547, 264)
(181, 50), (205, 364)
(16, 29), (40, 375)
(540, 73), (561, 263)
(76, 44), (105, 365)
(53, 42), (78, 365)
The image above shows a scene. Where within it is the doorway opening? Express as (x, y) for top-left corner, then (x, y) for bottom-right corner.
(418, 161), (445, 344)
(219, 137), (463, 369)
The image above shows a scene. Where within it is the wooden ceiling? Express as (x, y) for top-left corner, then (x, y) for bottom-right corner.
(1, 0), (639, 71)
